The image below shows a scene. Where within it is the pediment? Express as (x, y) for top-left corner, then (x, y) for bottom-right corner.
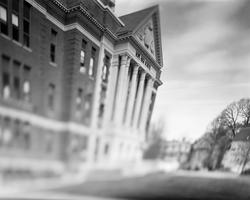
(135, 18), (156, 58)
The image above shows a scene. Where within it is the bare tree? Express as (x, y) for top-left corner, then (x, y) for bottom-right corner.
(238, 98), (250, 127)
(148, 118), (165, 142)
(220, 102), (241, 137)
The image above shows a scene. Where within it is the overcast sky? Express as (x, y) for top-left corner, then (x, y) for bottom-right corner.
(116, 0), (250, 141)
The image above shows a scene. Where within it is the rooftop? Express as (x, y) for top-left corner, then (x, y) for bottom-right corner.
(117, 5), (158, 35)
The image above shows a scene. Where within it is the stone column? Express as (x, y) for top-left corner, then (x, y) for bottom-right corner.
(125, 64), (139, 127)
(132, 70), (146, 129)
(103, 55), (119, 127)
(139, 78), (154, 131)
(91, 41), (105, 128)
(114, 54), (131, 125)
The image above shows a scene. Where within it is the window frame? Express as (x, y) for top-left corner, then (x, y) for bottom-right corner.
(0, 4), (8, 35)
(80, 39), (87, 74)
(23, 1), (31, 47)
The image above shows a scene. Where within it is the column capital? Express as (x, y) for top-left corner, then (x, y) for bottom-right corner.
(120, 52), (131, 59)
(133, 64), (139, 74)
(120, 53), (131, 68)
(139, 70), (146, 80)
(111, 55), (119, 67)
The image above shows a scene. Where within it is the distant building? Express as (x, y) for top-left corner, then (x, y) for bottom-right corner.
(187, 137), (212, 170)
(0, 0), (163, 177)
(222, 127), (250, 173)
(163, 139), (191, 163)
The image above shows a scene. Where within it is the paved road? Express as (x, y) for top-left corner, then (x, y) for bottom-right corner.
(48, 171), (250, 200)
(1, 171), (250, 200)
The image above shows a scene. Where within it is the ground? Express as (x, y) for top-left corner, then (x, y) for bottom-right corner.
(51, 171), (250, 200)
(2, 171), (250, 200)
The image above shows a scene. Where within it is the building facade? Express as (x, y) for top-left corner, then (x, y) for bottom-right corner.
(163, 139), (191, 163)
(0, 0), (163, 175)
(222, 127), (250, 173)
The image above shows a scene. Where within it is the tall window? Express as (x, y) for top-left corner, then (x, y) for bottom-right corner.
(85, 93), (92, 111)
(2, 55), (10, 99)
(84, 93), (92, 124)
(23, 1), (31, 47)
(50, 29), (57, 63)
(2, 72), (10, 99)
(2, 117), (12, 147)
(13, 61), (21, 99)
(12, 0), (19, 41)
(23, 80), (30, 101)
(102, 55), (110, 83)
(13, 119), (20, 148)
(0, 3), (8, 35)
(76, 88), (83, 111)
(45, 133), (53, 153)
(104, 143), (110, 155)
(23, 122), (30, 150)
(80, 39), (87, 73)
(13, 76), (20, 99)
(89, 47), (96, 77)
(23, 65), (31, 101)
(48, 83), (55, 110)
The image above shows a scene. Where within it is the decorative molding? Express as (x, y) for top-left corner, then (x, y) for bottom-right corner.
(95, 0), (125, 26)
(0, 105), (92, 135)
(25, 0), (118, 46)
(65, 23), (100, 46)
(135, 18), (156, 58)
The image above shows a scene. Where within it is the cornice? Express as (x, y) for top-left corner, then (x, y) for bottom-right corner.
(94, 0), (125, 27)
(49, 0), (119, 41)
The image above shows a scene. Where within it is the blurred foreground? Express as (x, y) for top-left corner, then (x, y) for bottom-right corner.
(1, 166), (250, 200)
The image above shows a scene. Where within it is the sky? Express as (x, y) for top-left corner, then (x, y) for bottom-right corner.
(116, 0), (250, 141)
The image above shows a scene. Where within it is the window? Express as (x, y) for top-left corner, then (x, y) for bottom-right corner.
(23, 80), (30, 101)
(104, 143), (109, 155)
(102, 65), (107, 81)
(0, 5), (7, 21)
(12, 14), (19, 41)
(102, 55), (110, 82)
(23, 1), (30, 47)
(45, 133), (53, 153)
(13, 76), (20, 99)
(2, 117), (12, 147)
(2, 72), (10, 99)
(89, 47), (96, 77)
(0, 5), (8, 35)
(48, 83), (55, 109)
(12, 0), (19, 41)
(76, 88), (83, 110)
(80, 39), (87, 73)
(85, 93), (92, 111)
(50, 44), (56, 63)
(50, 29), (57, 63)
(13, 119), (20, 148)
(12, 0), (19, 12)
(23, 122), (30, 150)
(13, 61), (21, 99)
(23, 65), (31, 101)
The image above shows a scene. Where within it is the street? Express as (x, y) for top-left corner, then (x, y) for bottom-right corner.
(1, 171), (250, 200)
(49, 171), (250, 200)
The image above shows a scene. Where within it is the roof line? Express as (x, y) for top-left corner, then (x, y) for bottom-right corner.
(119, 4), (158, 18)
(95, 0), (125, 27)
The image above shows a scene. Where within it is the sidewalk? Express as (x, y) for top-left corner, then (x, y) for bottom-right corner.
(0, 172), (87, 195)
(0, 161), (167, 196)
(0, 192), (124, 200)
(171, 169), (239, 179)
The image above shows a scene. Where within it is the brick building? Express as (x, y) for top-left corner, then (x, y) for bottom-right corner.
(0, 0), (163, 175)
